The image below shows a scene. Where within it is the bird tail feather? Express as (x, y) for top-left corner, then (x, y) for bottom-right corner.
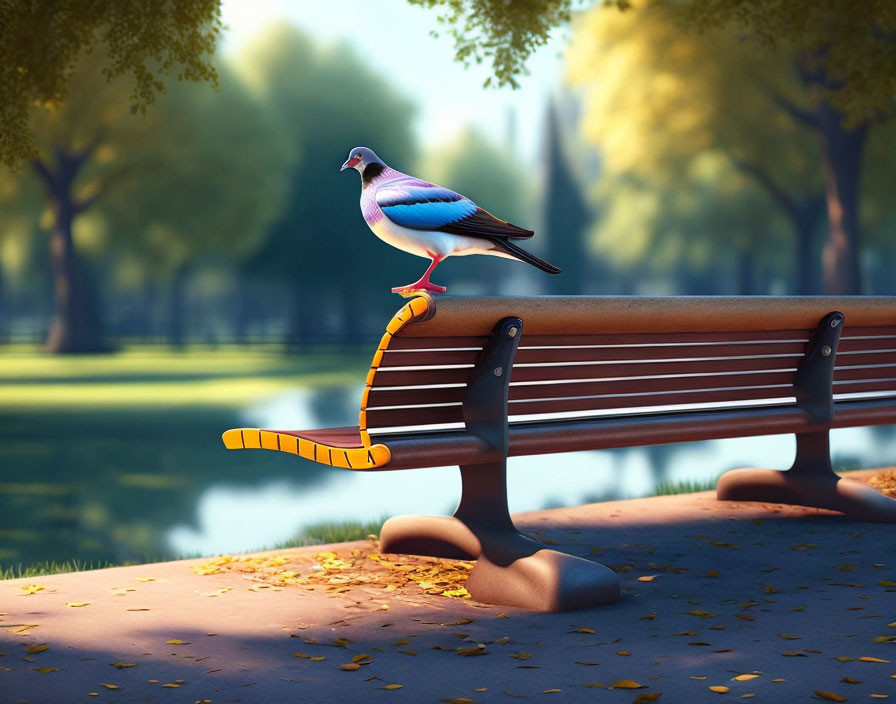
(493, 239), (562, 274)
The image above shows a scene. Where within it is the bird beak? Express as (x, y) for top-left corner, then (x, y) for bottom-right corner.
(340, 155), (360, 171)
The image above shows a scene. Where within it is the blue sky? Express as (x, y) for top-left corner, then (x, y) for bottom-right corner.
(219, 0), (571, 164)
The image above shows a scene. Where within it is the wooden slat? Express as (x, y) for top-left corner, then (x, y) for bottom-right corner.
(840, 325), (896, 338)
(367, 370), (797, 408)
(508, 370), (795, 401)
(833, 351), (896, 367)
(380, 340), (810, 368)
(834, 378), (896, 395)
(509, 354), (800, 383)
(394, 296), (896, 337)
(834, 364), (896, 381)
(366, 404), (464, 428)
(365, 385), (466, 408)
(508, 385), (794, 417)
(838, 337), (896, 352)
(388, 335), (488, 350)
(371, 367), (472, 387)
(519, 329), (811, 347)
(513, 341), (807, 365)
(380, 349), (479, 367)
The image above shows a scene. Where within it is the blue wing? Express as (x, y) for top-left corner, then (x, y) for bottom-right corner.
(376, 183), (477, 230)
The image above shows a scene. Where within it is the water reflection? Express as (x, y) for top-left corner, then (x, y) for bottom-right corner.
(166, 388), (896, 557)
(2, 385), (895, 568)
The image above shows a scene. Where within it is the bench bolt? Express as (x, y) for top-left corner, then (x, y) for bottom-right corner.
(508, 326), (518, 338)
(821, 345), (832, 357)
(494, 367), (503, 376)
(831, 318), (841, 327)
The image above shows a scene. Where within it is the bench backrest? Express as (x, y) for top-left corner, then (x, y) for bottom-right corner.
(360, 296), (896, 442)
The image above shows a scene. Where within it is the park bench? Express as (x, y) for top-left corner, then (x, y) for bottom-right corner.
(223, 295), (896, 611)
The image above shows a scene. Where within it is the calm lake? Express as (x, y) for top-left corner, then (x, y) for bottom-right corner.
(3, 384), (896, 568)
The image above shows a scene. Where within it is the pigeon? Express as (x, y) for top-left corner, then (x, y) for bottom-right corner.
(340, 146), (561, 294)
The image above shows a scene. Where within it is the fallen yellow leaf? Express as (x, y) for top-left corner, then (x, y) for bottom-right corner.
(570, 627), (595, 634)
(135, 577), (156, 582)
(161, 683), (180, 688)
(340, 663), (361, 671)
(709, 686), (730, 693)
(110, 663), (137, 669)
(841, 677), (861, 684)
(778, 634), (802, 639)
(21, 584), (46, 594)
(859, 656), (890, 663)
(542, 689), (562, 694)
(732, 674), (759, 681)
(164, 639), (189, 645)
(687, 610), (720, 618)
(511, 653), (531, 660)
(381, 684), (402, 690)
(637, 576), (657, 582)
(100, 684), (119, 690)
(25, 644), (49, 654)
(610, 680), (645, 689)
(813, 691), (847, 702)
(634, 695), (662, 702)
(32, 667), (59, 674)
(65, 602), (89, 608)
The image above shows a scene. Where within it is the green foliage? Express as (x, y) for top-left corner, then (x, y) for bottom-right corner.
(0, 0), (223, 168)
(653, 477), (718, 496)
(688, 0), (896, 126)
(408, 0), (574, 88)
(0, 559), (118, 580)
(235, 24), (416, 340)
(275, 517), (388, 548)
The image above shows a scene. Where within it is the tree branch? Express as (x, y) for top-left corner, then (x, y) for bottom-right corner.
(73, 161), (141, 213)
(763, 86), (820, 128)
(724, 149), (798, 219)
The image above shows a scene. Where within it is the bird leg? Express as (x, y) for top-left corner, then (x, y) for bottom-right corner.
(392, 255), (447, 294)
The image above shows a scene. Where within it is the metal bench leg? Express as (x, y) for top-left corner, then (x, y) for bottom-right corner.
(379, 458), (621, 611)
(717, 430), (896, 522)
(717, 311), (896, 521)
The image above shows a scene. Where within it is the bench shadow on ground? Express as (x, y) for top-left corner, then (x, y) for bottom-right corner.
(4, 501), (896, 703)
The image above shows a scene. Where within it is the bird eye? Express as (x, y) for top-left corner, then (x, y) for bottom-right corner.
(353, 154), (361, 160)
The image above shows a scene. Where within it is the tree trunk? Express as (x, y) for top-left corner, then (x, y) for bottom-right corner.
(168, 262), (191, 349)
(32, 153), (109, 354)
(45, 201), (108, 353)
(816, 107), (867, 294)
(792, 197), (826, 295)
(736, 244), (754, 295)
(286, 283), (313, 351)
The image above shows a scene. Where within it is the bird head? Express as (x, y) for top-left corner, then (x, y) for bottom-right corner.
(340, 146), (382, 174)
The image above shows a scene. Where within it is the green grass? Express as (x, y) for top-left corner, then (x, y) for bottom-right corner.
(0, 559), (120, 580)
(0, 518), (390, 580)
(0, 345), (369, 410)
(653, 477), (720, 496)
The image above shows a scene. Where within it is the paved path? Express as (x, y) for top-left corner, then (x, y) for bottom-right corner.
(2, 470), (895, 703)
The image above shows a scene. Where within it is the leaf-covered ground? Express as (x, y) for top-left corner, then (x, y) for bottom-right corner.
(2, 474), (895, 703)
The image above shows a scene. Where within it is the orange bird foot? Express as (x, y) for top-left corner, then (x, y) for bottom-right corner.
(391, 281), (447, 295)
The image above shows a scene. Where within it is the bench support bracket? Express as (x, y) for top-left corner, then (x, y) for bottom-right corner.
(718, 311), (896, 522)
(379, 316), (622, 611)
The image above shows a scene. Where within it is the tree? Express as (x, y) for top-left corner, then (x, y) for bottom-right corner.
(541, 99), (591, 294)
(413, 0), (896, 293)
(591, 154), (790, 295)
(1, 0), (222, 169)
(565, 1), (828, 294)
(5, 50), (290, 352)
(235, 25), (417, 346)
